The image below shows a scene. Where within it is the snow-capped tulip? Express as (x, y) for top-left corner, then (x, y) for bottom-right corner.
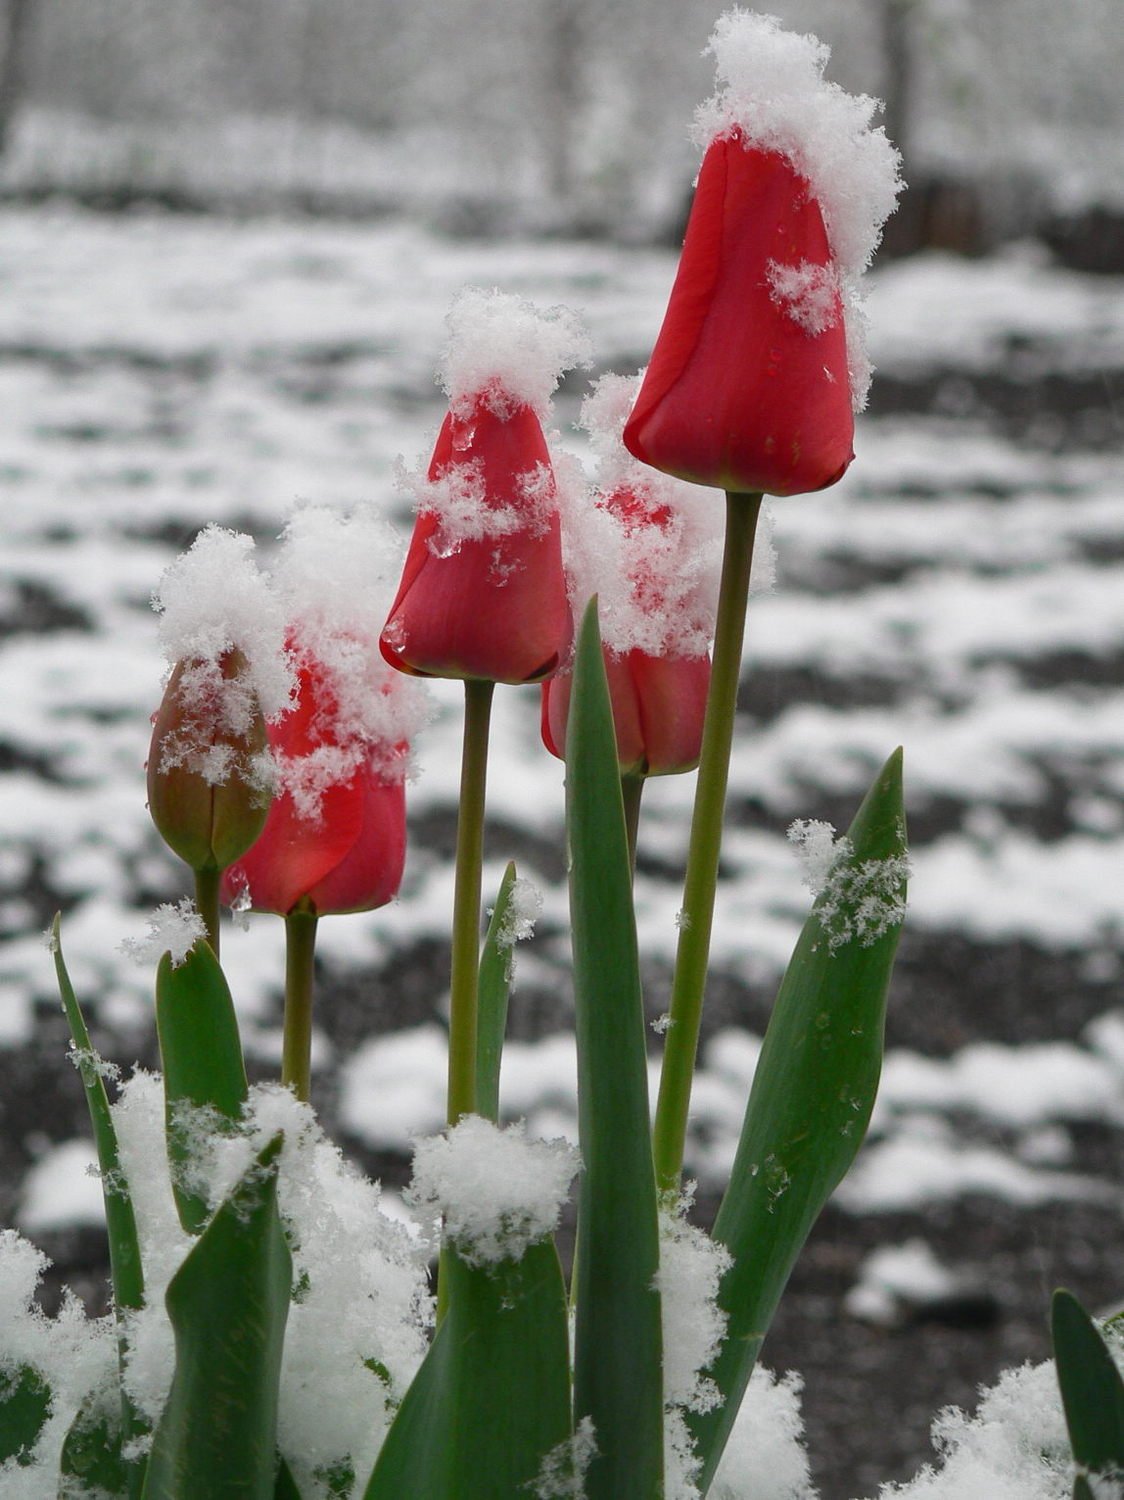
(542, 647), (710, 778)
(222, 661), (407, 917)
(624, 136), (854, 497)
(147, 647), (271, 873)
(380, 399), (571, 684)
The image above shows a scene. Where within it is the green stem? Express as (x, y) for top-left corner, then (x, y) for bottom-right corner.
(652, 491), (763, 1195)
(620, 771), (645, 876)
(282, 908), (318, 1103)
(446, 678), (495, 1127)
(194, 865), (221, 959)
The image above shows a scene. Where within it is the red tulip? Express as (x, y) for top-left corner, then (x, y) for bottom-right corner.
(542, 646), (710, 778)
(380, 399), (571, 684)
(222, 660), (406, 917)
(623, 134), (855, 497)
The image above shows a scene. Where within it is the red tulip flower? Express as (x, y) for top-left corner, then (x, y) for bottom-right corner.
(380, 400), (570, 684)
(624, 134), (855, 498)
(222, 658), (407, 918)
(381, 288), (589, 686)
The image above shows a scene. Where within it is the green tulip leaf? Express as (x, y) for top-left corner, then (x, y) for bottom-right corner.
(141, 1133), (291, 1500)
(1052, 1287), (1124, 1495)
(155, 939), (249, 1234)
(0, 1364), (50, 1467)
(362, 1240), (571, 1499)
(694, 748), (908, 1489)
(476, 861), (518, 1123)
(565, 599), (664, 1500)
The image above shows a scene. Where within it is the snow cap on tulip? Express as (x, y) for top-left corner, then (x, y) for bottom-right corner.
(624, 10), (902, 497)
(148, 526), (294, 871)
(381, 289), (590, 684)
(223, 505), (429, 917)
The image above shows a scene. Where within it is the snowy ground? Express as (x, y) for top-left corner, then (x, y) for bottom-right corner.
(0, 205), (1122, 1497)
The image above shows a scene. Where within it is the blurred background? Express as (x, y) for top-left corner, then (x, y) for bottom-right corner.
(1, 5), (1123, 1498)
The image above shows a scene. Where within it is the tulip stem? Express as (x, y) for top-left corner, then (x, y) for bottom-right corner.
(193, 866), (221, 959)
(282, 908), (318, 1103)
(447, 678), (496, 1127)
(620, 771), (645, 875)
(652, 490), (763, 1196)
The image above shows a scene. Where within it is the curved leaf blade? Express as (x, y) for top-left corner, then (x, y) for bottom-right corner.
(363, 1240), (571, 1499)
(1053, 1287), (1124, 1488)
(142, 1133), (291, 1500)
(0, 1364), (50, 1467)
(566, 600), (663, 1500)
(696, 749), (907, 1490)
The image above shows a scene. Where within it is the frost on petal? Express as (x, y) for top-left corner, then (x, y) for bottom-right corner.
(406, 1116), (580, 1267)
(118, 899), (207, 968)
(440, 287), (592, 421)
(767, 260), (842, 336)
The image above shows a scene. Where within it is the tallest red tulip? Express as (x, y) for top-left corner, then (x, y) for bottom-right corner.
(624, 132), (855, 498)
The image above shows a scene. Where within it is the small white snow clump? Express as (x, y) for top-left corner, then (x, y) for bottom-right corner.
(656, 1195), (733, 1497)
(440, 285), (591, 420)
(531, 1416), (598, 1499)
(152, 522), (294, 728)
(692, 10), (903, 410)
(496, 876), (543, 949)
(709, 1365), (817, 1500)
(407, 1116), (580, 1266)
(119, 898), (207, 968)
(787, 819), (909, 950)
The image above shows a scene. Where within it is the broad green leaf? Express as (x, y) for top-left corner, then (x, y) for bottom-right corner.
(0, 1364), (50, 1467)
(52, 916), (144, 1314)
(363, 1240), (571, 1499)
(1052, 1287), (1124, 1494)
(695, 749), (907, 1491)
(142, 1133), (291, 1500)
(155, 940), (249, 1234)
(59, 1384), (130, 1495)
(566, 600), (663, 1500)
(476, 861), (518, 1122)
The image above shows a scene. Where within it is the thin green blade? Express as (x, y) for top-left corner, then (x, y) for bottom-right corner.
(0, 1364), (50, 1467)
(155, 940), (249, 1233)
(696, 749), (907, 1490)
(363, 1240), (571, 1499)
(59, 1384), (130, 1495)
(566, 599), (663, 1500)
(52, 916), (144, 1314)
(141, 1133), (291, 1500)
(1053, 1287), (1124, 1490)
(476, 861), (518, 1123)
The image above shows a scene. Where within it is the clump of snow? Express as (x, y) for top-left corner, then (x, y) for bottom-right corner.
(788, 819), (909, 950)
(495, 876), (543, 949)
(531, 1416), (598, 1499)
(691, 10), (903, 411)
(656, 1193), (733, 1498)
(407, 1115), (580, 1267)
(0, 1229), (117, 1498)
(396, 455), (557, 554)
(119, 898), (207, 967)
(268, 504), (431, 818)
(871, 1355), (1081, 1500)
(152, 522), (294, 724)
(439, 286), (591, 420)
(710, 1365), (817, 1500)
(767, 261), (842, 336)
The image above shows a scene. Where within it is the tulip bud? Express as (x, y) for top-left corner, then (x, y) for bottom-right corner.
(147, 647), (271, 873)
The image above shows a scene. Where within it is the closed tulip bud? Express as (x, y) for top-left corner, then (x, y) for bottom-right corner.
(147, 647), (271, 873)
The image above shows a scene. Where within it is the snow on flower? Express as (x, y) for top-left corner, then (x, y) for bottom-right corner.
(439, 285), (591, 421)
